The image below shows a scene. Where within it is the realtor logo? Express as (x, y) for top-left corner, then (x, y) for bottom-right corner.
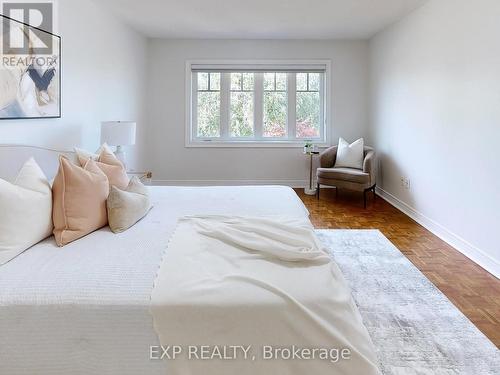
(2, 1), (54, 54)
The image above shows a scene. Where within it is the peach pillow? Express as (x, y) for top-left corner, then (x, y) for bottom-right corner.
(76, 145), (129, 189)
(52, 156), (109, 247)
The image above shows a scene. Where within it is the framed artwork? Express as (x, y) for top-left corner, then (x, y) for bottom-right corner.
(0, 14), (61, 119)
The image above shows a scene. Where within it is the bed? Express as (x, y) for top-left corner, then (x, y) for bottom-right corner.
(0, 145), (380, 375)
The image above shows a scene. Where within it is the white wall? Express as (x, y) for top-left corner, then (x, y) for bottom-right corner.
(145, 39), (369, 185)
(370, 0), (500, 277)
(0, 0), (148, 170)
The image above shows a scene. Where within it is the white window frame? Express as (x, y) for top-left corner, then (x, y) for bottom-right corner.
(185, 59), (331, 148)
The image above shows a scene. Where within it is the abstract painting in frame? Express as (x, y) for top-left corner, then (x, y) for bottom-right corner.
(0, 13), (61, 119)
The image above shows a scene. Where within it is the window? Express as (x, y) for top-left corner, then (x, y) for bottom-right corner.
(230, 73), (254, 137)
(296, 73), (321, 138)
(196, 72), (220, 137)
(263, 72), (287, 138)
(188, 61), (330, 146)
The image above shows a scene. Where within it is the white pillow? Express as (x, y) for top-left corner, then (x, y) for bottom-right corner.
(0, 158), (53, 265)
(107, 176), (152, 233)
(334, 137), (364, 169)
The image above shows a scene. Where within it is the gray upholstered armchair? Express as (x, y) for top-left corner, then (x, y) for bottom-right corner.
(316, 146), (377, 208)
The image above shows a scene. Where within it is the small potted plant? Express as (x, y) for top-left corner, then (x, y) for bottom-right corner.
(304, 141), (313, 154)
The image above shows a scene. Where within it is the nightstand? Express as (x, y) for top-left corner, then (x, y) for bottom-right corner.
(127, 171), (153, 185)
(304, 151), (319, 195)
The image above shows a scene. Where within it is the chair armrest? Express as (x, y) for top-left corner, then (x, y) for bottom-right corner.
(363, 150), (377, 185)
(319, 146), (338, 168)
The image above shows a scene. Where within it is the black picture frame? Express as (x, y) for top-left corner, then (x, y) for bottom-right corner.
(0, 13), (61, 120)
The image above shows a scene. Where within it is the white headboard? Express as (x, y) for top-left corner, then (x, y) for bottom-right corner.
(0, 144), (75, 181)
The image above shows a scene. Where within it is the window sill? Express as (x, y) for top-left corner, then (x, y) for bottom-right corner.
(185, 140), (330, 148)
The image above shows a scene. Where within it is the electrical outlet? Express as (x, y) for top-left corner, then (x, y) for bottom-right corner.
(400, 176), (411, 190)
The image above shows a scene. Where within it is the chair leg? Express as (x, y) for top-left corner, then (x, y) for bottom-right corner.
(316, 183), (320, 200)
(363, 184), (376, 208)
(335, 187), (338, 198)
(373, 184), (376, 200)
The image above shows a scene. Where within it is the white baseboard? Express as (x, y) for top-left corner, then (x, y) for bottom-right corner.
(152, 179), (308, 188)
(376, 187), (500, 279)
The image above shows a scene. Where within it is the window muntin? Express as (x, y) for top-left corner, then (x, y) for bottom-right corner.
(190, 64), (327, 145)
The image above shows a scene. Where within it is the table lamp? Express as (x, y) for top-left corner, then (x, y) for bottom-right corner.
(100, 121), (136, 167)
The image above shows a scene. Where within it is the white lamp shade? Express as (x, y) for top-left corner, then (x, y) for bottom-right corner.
(101, 121), (136, 146)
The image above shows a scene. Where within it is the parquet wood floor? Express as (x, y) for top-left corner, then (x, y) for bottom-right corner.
(295, 188), (500, 348)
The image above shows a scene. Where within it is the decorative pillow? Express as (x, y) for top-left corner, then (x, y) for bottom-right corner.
(52, 156), (109, 247)
(334, 137), (364, 169)
(107, 176), (152, 233)
(75, 144), (128, 189)
(0, 158), (53, 265)
(73, 143), (109, 162)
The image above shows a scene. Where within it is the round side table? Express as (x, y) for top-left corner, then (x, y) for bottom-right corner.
(304, 151), (320, 195)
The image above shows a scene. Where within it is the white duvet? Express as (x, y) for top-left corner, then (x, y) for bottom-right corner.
(0, 186), (310, 375)
(151, 215), (381, 375)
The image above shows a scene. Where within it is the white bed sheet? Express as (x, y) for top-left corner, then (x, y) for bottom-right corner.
(151, 216), (381, 374)
(0, 186), (309, 375)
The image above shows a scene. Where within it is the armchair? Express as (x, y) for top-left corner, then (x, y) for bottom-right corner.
(316, 145), (377, 208)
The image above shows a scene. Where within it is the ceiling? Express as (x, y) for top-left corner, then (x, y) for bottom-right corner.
(99, 0), (428, 39)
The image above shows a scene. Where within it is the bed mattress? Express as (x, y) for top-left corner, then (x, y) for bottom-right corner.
(0, 186), (309, 375)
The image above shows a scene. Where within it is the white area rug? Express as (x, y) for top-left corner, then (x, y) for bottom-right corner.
(316, 229), (500, 375)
